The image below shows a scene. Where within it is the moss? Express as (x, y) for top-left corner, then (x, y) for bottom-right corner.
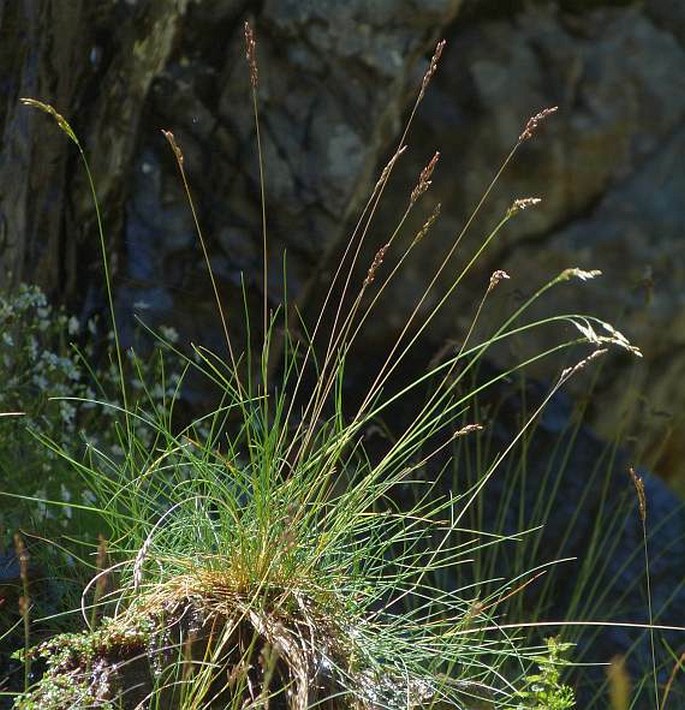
(14, 617), (155, 710)
(13, 581), (440, 709)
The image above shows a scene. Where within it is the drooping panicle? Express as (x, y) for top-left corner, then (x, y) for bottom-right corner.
(519, 106), (558, 142)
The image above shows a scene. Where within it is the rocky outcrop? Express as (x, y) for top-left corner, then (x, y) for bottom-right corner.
(1, 2), (684, 707)
(0, 0), (460, 345)
(2, 2), (683, 490)
(361, 4), (685, 495)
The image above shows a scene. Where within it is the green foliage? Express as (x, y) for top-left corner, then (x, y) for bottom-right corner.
(0, 283), (184, 537)
(513, 637), (576, 709)
(3, 31), (662, 710)
(11, 617), (155, 710)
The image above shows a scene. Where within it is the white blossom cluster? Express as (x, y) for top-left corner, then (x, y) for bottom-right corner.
(0, 284), (185, 528)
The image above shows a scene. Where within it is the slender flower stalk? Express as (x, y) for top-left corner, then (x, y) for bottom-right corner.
(20, 98), (131, 440)
(14, 533), (31, 692)
(628, 466), (659, 710)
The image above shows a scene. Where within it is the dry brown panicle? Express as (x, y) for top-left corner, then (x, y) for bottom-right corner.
(410, 151), (440, 205)
(418, 39), (446, 101)
(519, 106), (558, 142)
(244, 21), (258, 89)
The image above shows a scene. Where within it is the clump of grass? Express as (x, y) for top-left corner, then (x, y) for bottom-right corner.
(3, 22), (655, 710)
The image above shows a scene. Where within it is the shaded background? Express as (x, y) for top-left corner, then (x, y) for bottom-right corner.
(1, 0), (684, 705)
(2, 0), (684, 490)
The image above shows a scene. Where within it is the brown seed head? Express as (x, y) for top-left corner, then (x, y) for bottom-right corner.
(453, 423), (484, 438)
(94, 535), (109, 599)
(244, 21), (259, 88)
(560, 348), (607, 381)
(519, 106), (558, 142)
(13, 533), (29, 584)
(628, 467), (647, 522)
(487, 269), (510, 294)
(162, 129), (184, 166)
(411, 151), (440, 204)
(413, 202), (441, 245)
(419, 40), (446, 100)
(364, 243), (390, 287)
(373, 145), (408, 193)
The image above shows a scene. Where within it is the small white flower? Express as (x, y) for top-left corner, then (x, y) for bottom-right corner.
(32, 373), (48, 389)
(27, 335), (39, 360)
(60, 401), (77, 427)
(159, 325), (179, 344)
(41, 351), (60, 370)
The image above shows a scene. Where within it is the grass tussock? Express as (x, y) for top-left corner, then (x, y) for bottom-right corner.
(2, 21), (677, 710)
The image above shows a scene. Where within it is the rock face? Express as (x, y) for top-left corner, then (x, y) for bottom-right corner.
(0, 0), (460, 351)
(363, 4), (685, 496)
(2, 3), (683, 489)
(0, 0), (685, 490)
(1, 1), (684, 707)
